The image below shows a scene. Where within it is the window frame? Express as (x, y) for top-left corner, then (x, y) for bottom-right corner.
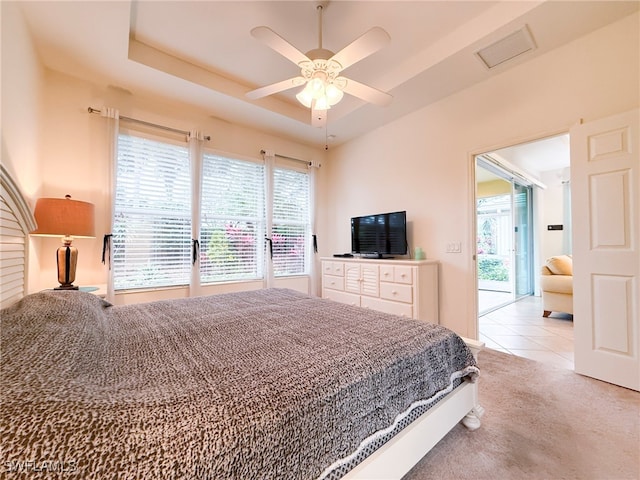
(111, 129), (314, 292)
(271, 162), (312, 278)
(112, 127), (192, 292)
(199, 150), (267, 285)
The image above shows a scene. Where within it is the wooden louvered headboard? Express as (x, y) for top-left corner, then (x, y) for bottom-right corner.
(1, 165), (36, 309)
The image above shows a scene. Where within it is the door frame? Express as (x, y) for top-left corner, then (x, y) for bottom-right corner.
(468, 128), (570, 338)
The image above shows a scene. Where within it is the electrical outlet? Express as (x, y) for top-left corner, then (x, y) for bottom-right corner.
(446, 242), (462, 253)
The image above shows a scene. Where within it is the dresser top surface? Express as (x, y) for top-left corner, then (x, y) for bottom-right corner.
(321, 257), (439, 266)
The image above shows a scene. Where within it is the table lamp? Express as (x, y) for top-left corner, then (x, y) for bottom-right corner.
(31, 195), (95, 290)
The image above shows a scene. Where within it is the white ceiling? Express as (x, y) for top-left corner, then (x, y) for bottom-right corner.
(476, 133), (570, 184)
(16, 1), (639, 149)
(493, 133), (570, 174)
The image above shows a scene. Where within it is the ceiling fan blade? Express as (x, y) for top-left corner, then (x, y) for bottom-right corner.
(341, 77), (392, 106)
(246, 77), (306, 100)
(329, 27), (390, 71)
(311, 107), (327, 128)
(251, 26), (311, 66)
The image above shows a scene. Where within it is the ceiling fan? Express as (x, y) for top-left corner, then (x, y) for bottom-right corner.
(245, 3), (392, 128)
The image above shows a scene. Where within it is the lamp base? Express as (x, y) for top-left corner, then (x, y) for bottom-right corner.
(56, 244), (78, 289)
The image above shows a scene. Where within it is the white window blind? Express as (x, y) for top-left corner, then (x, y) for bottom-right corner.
(272, 167), (310, 276)
(200, 153), (265, 283)
(113, 134), (191, 290)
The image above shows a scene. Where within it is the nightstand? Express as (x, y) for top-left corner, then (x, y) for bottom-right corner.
(79, 284), (107, 298)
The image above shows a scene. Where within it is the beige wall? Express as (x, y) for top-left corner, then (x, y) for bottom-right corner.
(1, 2), (46, 292)
(477, 179), (511, 198)
(539, 168), (571, 262)
(1, 2), (43, 193)
(321, 12), (639, 337)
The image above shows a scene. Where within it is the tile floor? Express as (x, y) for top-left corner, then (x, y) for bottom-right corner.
(478, 294), (575, 370)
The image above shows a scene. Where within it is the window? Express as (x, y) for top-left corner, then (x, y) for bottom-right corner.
(113, 133), (191, 290)
(200, 153), (265, 283)
(112, 132), (313, 291)
(272, 167), (310, 276)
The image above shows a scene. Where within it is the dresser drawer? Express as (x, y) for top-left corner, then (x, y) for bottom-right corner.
(323, 261), (344, 276)
(380, 282), (413, 304)
(324, 289), (360, 307)
(323, 274), (344, 291)
(394, 266), (413, 284)
(379, 265), (413, 284)
(361, 296), (413, 318)
(379, 265), (395, 282)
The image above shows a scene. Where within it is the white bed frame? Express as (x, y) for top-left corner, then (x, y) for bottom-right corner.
(0, 167), (484, 480)
(1, 165), (37, 309)
(344, 338), (484, 479)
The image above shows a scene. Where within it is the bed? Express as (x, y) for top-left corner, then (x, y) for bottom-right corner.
(0, 167), (483, 479)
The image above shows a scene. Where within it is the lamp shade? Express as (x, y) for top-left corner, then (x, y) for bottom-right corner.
(31, 195), (95, 238)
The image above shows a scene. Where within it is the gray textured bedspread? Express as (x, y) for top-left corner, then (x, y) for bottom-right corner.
(1, 288), (477, 479)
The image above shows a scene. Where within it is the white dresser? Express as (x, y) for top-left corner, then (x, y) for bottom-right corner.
(321, 257), (439, 324)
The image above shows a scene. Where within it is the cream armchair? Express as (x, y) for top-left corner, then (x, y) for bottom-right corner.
(540, 255), (573, 317)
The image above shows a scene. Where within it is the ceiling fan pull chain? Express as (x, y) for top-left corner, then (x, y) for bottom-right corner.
(325, 123), (329, 151)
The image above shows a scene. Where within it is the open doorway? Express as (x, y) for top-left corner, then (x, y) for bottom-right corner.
(475, 133), (574, 370)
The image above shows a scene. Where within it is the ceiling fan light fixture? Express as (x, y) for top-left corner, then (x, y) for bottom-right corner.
(325, 83), (344, 106)
(296, 69), (344, 110)
(314, 96), (330, 111)
(296, 87), (314, 108)
(309, 75), (325, 93)
(247, 3), (391, 126)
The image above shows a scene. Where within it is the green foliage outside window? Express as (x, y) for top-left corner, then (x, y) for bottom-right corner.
(478, 256), (509, 282)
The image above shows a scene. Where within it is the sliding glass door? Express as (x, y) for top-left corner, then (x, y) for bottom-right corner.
(476, 157), (534, 314)
(513, 181), (533, 299)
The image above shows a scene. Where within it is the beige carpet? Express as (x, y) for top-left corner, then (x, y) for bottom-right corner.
(403, 348), (640, 480)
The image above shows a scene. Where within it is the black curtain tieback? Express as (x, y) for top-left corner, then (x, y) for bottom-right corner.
(192, 239), (200, 265)
(265, 237), (273, 259)
(102, 234), (113, 266)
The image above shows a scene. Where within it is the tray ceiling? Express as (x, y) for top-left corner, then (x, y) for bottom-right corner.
(16, 1), (639, 148)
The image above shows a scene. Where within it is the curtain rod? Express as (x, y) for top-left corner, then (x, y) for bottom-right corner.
(87, 107), (210, 141)
(260, 149), (313, 167)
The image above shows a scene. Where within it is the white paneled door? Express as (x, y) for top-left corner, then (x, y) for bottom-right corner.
(571, 109), (639, 391)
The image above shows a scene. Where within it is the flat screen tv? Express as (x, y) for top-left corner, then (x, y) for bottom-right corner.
(351, 211), (408, 258)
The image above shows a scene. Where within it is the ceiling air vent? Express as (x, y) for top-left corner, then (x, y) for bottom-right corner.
(475, 26), (536, 70)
